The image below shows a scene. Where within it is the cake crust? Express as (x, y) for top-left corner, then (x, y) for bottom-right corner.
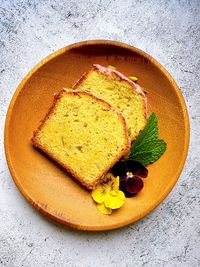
(32, 90), (131, 190)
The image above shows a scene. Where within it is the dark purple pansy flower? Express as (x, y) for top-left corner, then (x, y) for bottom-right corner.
(111, 160), (148, 197)
(125, 160), (148, 178)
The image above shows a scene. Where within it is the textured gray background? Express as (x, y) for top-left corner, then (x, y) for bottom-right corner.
(0, 0), (200, 266)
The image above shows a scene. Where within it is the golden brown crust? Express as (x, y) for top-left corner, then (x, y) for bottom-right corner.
(73, 65), (148, 140)
(32, 90), (130, 190)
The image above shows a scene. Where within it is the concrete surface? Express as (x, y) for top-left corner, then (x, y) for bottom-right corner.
(0, 0), (200, 266)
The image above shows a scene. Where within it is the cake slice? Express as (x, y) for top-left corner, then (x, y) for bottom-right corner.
(73, 64), (147, 141)
(32, 90), (130, 189)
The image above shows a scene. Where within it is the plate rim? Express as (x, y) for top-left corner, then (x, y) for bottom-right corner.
(4, 40), (190, 231)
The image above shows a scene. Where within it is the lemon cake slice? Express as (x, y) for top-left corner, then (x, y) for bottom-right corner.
(73, 64), (147, 141)
(32, 90), (130, 189)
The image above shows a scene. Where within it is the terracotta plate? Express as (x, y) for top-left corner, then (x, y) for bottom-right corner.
(4, 40), (190, 231)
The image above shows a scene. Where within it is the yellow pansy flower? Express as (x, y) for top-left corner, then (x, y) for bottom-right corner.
(92, 173), (125, 215)
(97, 203), (112, 215)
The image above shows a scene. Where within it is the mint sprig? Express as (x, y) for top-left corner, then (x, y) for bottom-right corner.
(128, 113), (167, 166)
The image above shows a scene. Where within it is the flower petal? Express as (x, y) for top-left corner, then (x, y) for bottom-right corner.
(91, 185), (106, 204)
(103, 173), (120, 191)
(126, 176), (144, 193)
(110, 190), (117, 196)
(118, 190), (126, 200)
(126, 160), (148, 178)
(104, 190), (125, 209)
(113, 176), (120, 191)
(110, 161), (128, 178)
(97, 203), (112, 215)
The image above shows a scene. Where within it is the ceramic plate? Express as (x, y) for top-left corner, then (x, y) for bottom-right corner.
(4, 40), (189, 231)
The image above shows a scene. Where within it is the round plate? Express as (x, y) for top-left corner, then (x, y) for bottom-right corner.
(4, 40), (190, 231)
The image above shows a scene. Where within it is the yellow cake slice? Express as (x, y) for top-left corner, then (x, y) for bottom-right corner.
(73, 64), (147, 141)
(32, 90), (130, 189)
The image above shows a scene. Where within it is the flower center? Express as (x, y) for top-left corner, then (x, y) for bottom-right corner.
(127, 172), (133, 178)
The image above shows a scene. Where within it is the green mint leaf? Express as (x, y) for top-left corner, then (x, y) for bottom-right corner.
(128, 113), (167, 166)
(129, 140), (167, 166)
(131, 113), (158, 153)
(128, 152), (153, 166)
